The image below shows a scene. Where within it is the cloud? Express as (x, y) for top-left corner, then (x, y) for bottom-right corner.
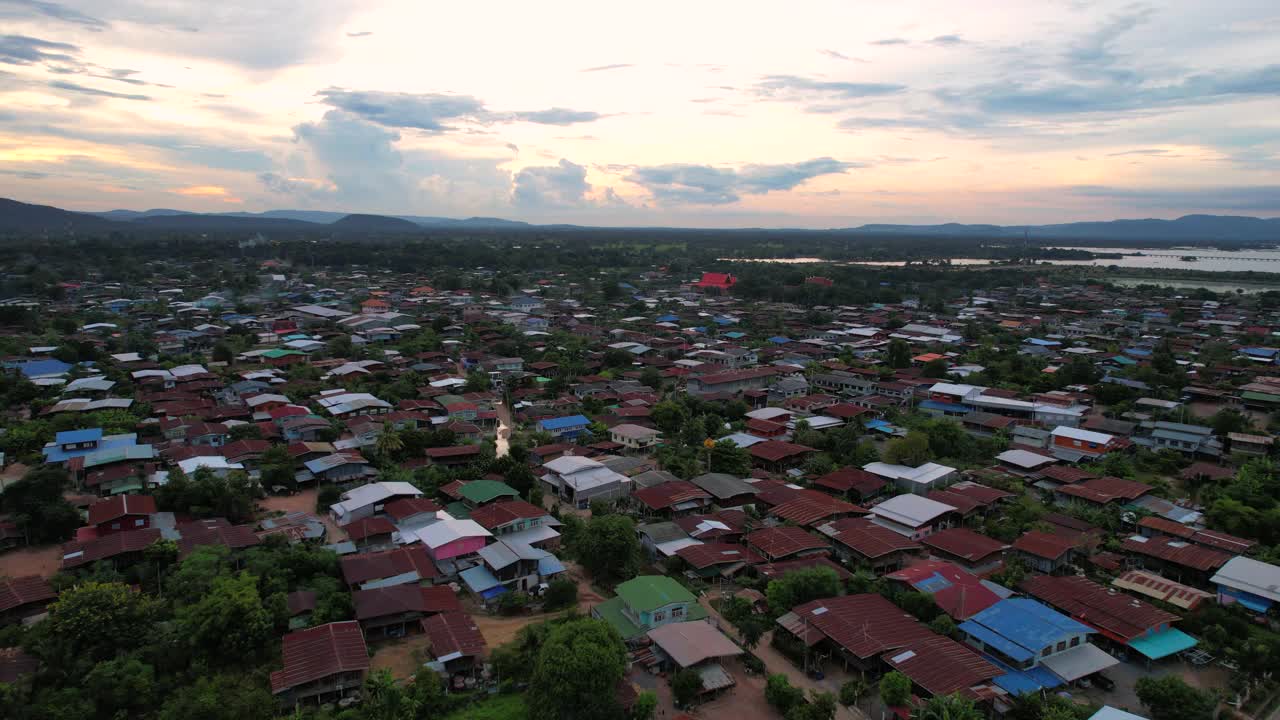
(0, 0), (107, 30)
(930, 34), (966, 46)
(581, 63), (632, 72)
(346, 30), (372, 37)
(0, 34), (77, 64)
(869, 37), (908, 46)
(315, 88), (487, 132)
(172, 184), (233, 197)
(1106, 148), (1172, 157)
(512, 159), (592, 207)
(48, 79), (150, 100)
(1068, 185), (1280, 212)
(626, 157), (859, 205)
(754, 74), (907, 101)
(511, 108), (602, 125)
(819, 49), (863, 62)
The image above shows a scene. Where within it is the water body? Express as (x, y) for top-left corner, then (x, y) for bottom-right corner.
(721, 248), (1280, 274)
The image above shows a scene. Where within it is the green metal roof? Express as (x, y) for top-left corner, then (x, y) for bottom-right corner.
(1242, 391), (1280, 404)
(1127, 627), (1197, 660)
(593, 596), (644, 640)
(458, 480), (518, 504)
(614, 575), (696, 612)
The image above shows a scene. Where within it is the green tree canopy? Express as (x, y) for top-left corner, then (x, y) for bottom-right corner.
(527, 618), (628, 720)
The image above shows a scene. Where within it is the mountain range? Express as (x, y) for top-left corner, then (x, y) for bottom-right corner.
(1, 197), (1277, 242)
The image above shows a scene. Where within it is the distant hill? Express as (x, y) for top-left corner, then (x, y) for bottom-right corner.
(130, 214), (320, 231)
(0, 198), (119, 234)
(330, 213), (421, 233)
(93, 208), (193, 222)
(846, 215), (1280, 242)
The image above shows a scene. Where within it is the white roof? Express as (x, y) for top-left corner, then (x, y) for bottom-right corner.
(1089, 707), (1149, 720)
(995, 449), (1057, 469)
(1211, 556), (1280, 602)
(177, 456), (243, 474)
(870, 494), (957, 528)
(331, 481), (422, 517)
(544, 455), (602, 474)
(1052, 426), (1114, 444)
(411, 516), (492, 549)
(746, 407), (792, 421)
(929, 382), (982, 397)
(1038, 642), (1119, 682)
(862, 461), (956, 486)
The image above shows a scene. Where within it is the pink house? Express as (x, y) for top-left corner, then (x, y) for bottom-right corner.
(411, 517), (492, 562)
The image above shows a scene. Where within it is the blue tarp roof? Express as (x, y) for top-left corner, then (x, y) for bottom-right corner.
(769, 336), (793, 344)
(985, 653), (1064, 695)
(539, 415), (590, 430)
(55, 428), (103, 445)
(920, 400), (970, 413)
(723, 331), (746, 339)
(12, 359), (73, 377)
(656, 314), (678, 322)
(1128, 627), (1198, 660)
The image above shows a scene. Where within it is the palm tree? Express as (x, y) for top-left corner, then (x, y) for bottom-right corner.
(912, 693), (983, 720)
(376, 426), (404, 459)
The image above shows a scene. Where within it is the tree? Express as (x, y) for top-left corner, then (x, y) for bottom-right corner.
(527, 618), (628, 720)
(766, 566), (840, 614)
(879, 671), (912, 707)
(465, 370), (492, 392)
(157, 673), (275, 720)
(670, 667), (703, 708)
(359, 668), (419, 720)
(630, 691), (657, 720)
(574, 514), (641, 584)
(376, 426), (405, 459)
(928, 615), (957, 637)
(789, 691), (837, 720)
(912, 693), (983, 720)
(765, 674), (806, 715)
(0, 465), (81, 544)
(175, 572), (274, 665)
(84, 655), (156, 720)
(542, 577), (578, 610)
(884, 431), (932, 466)
(210, 342), (234, 364)
(33, 581), (161, 665)
(885, 339), (911, 368)
(652, 401), (689, 434)
(228, 423), (261, 441)
(1210, 408), (1250, 436)
(921, 358), (949, 378)
(840, 677), (869, 707)
(709, 439), (750, 476)
(640, 366), (663, 390)
(1134, 675), (1216, 720)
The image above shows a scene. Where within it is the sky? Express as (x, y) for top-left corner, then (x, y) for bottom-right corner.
(0, 0), (1278, 227)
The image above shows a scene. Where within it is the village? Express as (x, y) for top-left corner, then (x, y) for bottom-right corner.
(1, 260), (1278, 720)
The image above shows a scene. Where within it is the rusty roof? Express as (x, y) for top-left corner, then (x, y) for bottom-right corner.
(827, 518), (921, 560)
(675, 542), (764, 570)
(0, 575), (55, 613)
(632, 481), (713, 511)
(1021, 575), (1178, 641)
(422, 611), (487, 659)
(341, 516), (396, 541)
(270, 621), (369, 694)
(62, 528), (161, 569)
(1012, 530), (1077, 561)
(745, 526), (830, 561)
(354, 584), (461, 620)
(813, 468), (885, 496)
(789, 594), (935, 659)
(87, 494), (157, 526)
(881, 635), (1001, 697)
(923, 528), (1009, 563)
(1121, 535), (1231, 573)
(340, 545), (439, 586)
(177, 523), (262, 557)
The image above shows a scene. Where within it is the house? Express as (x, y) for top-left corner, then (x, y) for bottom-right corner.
(688, 473), (759, 507)
(328, 481), (423, 525)
(353, 584), (461, 639)
(0, 575), (56, 625)
(538, 414), (592, 439)
(592, 575), (709, 642)
(869, 494), (957, 540)
(421, 611), (487, 674)
(541, 455), (632, 509)
(644, 620), (744, 700)
(1112, 570), (1213, 612)
(1121, 534), (1232, 587)
(921, 528), (1010, 575)
(342, 517), (396, 551)
(747, 440), (816, 471)
(862, 461), (958, 495)
(61, 528), (161, 569)
(1050, 426), (1121, 462)
(303, 453), (372, 484)
(744, 526), (829, 562)
(469, 500), (561, 548)
(1211, 556), (1280, 616)
(819, 517), (922, 572)
(958, 598), (1117, 692)
(812, 467), (887, 502)
(609, 424), (661, 453)
(675, 542), (763, 578)
(340, 546), (439, 590)
(468, 538), (566, 598)
(885, 560), (1005, 620)
(404, 516), (492, 567)
(768, 491), (865, 528)
(1227, 432), (1273, 458)
(1012, 531), (1079, 574)
(1055, 476), (1151, 507)
(1135, 421), (1222, 457)
(270, 621), (369, 706)
(455, 480), (520, 508)
(633, 481), (714, 517)
(1021, 575), (1195, 663)
(86, 494), (157, 535)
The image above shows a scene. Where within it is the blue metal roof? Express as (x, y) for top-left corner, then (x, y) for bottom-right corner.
(723, 331), (746, 339)
(919, 400), (970, 413)
(55, 428), (103, 445)
(538, 555), (566, 576)
(539, 415), (590, 431)
(1127, 627), (1197, 660)
(11, 359), (73, 377)
(656, 314), (678, 322)
(459, 565), (503, 593)
(964, 599), (1093, 656)
(959, 619), (1036, 663)
(769, 336), (793, 344)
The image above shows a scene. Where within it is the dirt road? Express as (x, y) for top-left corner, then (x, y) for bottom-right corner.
(0, 544), (62, 579)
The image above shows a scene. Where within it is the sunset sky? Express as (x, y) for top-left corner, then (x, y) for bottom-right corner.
(1, 0), (1278, 226)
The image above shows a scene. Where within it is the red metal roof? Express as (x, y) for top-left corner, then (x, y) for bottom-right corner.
(1057, 476), (1151, 504)
(881, 634), (1001, 697)
(748, 440), (816, 463)
(922, 528), (1009, 563)
(341, 516), (396, 541)
(756, 555), (852, 581)
(353, 584), (461, 620)
(1038, 465), (1097, 484)
(769, 493), (865, 527)
(1021, 575), (1178, 642)
(813, 468), (885, 496)
(790, 594), (935, 659)
(383, 497), (442, 520)
(745, 526), (830, 561)
(177, 523), (262, 557)
(827, 517), (921, 560)
(468, 499), (549, 530)
(885, 560), (1001, 620)
(421, 611), (487, 658)
(676, 542), (764, 570)
(1121, 535), (1231, 572)
(87, 494), (157, 526)
(632, 481), (713, 511)
(270, 621), (369, 694)
(1012, 530), (1077, 561)
(340, 546), (439, 586)
(61, 528), (161, 569)
(0, 575), (55, 613)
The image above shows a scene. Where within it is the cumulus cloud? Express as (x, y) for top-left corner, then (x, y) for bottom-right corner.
(512, 159), (592, 207)
(0, 34), (78, 64)
(315, 88), (605, 132)
(626, 157), (859, 205)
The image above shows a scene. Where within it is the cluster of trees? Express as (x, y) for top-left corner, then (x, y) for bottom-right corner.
(764, 674), (837, 720)
(0, 466), (81, 544)
(3, 537), (350, 720)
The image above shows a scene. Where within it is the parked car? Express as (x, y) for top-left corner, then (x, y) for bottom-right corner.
(1091, 673), (1115, 691)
